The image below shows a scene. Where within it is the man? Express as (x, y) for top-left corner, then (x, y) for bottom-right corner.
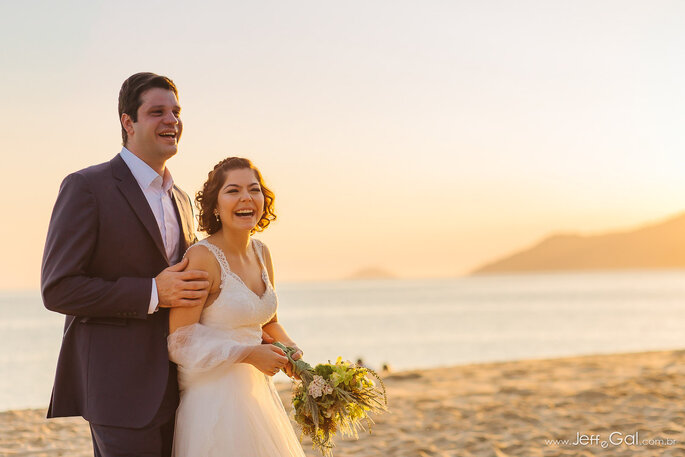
(42, 72), (209, 456)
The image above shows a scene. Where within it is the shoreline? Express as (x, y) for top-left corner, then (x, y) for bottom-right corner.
(2, 349), (684, 456)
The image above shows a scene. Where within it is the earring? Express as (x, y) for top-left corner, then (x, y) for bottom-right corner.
(213, 210), (220, 222)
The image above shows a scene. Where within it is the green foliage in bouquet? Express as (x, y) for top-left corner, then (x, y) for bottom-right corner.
(273, 342), (388, 457)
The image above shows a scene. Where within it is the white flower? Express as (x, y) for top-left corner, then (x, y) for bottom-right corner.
(307, 375), (331, 398)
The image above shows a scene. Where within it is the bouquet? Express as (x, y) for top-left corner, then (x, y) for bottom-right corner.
(273, 342), (388, 456)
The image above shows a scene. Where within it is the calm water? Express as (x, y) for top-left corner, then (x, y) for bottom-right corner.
(2, 271), (685, 411)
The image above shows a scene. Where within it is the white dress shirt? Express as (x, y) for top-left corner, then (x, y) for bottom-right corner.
(120, 147), (181, 314)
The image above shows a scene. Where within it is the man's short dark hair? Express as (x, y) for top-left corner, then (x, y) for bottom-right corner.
(118, 72), (178, 146)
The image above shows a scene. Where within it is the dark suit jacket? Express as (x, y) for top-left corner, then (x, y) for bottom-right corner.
(41, 153), (196, 428)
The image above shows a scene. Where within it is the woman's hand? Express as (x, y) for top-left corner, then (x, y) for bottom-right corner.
(244, 344), (288, 376)
(261, 329), (275, 344)
(283, 345), (303, 379)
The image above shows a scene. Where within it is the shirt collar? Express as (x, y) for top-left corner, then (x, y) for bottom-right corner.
(120, 147), (174, 193)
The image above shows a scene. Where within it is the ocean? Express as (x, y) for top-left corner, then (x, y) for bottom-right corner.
(2, 271), (685, 412)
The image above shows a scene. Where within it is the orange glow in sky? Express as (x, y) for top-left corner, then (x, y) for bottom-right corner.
(2, 1), (685, 288)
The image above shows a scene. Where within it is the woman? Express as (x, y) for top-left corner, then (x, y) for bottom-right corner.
(168, 157), (306, 456)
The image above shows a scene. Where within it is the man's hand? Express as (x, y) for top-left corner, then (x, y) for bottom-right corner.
(156, 257), (210, 308)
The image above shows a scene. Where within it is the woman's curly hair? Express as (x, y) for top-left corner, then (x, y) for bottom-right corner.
(196, 157), (276, 235)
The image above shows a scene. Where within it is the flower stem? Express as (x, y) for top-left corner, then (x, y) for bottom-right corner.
(272, 342), (313, 378)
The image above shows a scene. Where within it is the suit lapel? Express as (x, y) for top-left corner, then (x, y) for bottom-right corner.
(172, 186), (196, 251)
(110, 154), (169, 264)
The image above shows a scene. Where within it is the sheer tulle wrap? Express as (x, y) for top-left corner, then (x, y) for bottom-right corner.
(167, 323), (251, 375)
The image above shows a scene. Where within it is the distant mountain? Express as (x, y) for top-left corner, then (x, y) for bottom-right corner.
(347, 267), (397, 280)
(472, 212), (685, 275)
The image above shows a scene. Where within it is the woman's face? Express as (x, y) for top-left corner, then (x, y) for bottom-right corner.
(215, 168), (265, 233)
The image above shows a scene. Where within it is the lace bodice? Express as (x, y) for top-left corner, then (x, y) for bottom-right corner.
(167, 238), (278, 381)
(192, 238), (278, 342)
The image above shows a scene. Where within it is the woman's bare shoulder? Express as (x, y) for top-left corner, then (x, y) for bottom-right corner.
(185, 242), (222, 282)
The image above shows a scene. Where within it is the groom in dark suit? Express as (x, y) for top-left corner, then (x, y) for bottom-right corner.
(42, 72), (209, 456)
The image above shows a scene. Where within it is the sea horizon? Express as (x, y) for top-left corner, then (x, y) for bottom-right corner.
(3, 270), (685, 411)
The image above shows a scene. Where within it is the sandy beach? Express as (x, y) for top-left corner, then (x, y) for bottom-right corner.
(1, 350), (683, 457)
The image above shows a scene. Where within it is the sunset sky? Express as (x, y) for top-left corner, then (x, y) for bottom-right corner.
(2, 1), (685, 288)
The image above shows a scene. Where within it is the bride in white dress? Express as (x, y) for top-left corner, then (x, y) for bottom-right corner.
(167, 157), (306, 456)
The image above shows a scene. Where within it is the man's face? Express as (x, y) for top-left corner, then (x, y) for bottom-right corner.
(124, 88), (182, 163)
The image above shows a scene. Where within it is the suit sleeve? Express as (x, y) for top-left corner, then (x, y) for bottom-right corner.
(41, 172), (151, 319)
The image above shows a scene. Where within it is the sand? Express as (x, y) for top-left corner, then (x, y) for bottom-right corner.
(1, 350), (684, 457)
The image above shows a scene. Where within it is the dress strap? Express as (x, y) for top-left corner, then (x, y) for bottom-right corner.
(251, 238), (265, 265)
(251, 239), (270, 280)
(191, 239), (231, 279)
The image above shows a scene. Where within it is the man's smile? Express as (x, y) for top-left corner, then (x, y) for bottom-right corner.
(158, 131), (178, 143)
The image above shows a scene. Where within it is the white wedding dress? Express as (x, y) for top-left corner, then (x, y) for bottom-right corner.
(168, 238), (305, 457)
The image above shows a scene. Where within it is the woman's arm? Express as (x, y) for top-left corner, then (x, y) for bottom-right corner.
(168, 246), (220, 333)
(259, 242), (303, 378)
(260, 242), (298, 345)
